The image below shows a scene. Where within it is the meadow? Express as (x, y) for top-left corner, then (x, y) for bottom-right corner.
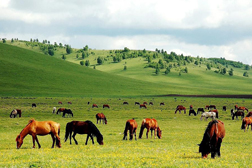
(1, 96), (252, 168)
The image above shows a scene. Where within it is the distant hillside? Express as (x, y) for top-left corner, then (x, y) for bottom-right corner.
(1, 40), (252, 97)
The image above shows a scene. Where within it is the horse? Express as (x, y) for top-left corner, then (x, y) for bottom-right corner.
(139, 118), (162, 139)
(123, 102), (129, 105)
(160, 102), (165, 106)
(190, 105), (193, 110)
(68, 101), (72, 104)
(241, 117), (252, 132)
(139, 104), (147, 109)
(123, 119), (137, 140)
(246, 111), (252, 117)
(135, 102), (140, 105)
(103, 104), (110, 108)
(143, 102), (148, 105)
(32, 103), (36, 107)
(231, 109), (244, 120)
(52, 107), (56, 113)
(56, 108), (65, 114)
(200, 112), (216, 121)
(58, 101), (62, 104)
(62, 109), (73, 117)
(149, 102), (153, 105)
(210, 109), (219, 118)
(198, 120), (225, 158)
(197, 108), (205, 114)
(96, 113), (107, 124)
(92, 104), (98, 108)
(205, 105), (216, 110)
(222, 106), (226, 111)
(175, 105), (186, 114)
(235, 105), (248, 112)
(189, 109), (196, 116)
(10, 109), (21, 118)
(16, 119), (61, 149)
(64, 120), (104, 145)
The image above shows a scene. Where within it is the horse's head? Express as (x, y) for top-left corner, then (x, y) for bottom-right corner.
(198, 142), (210, 159)
(16, 135), (23, 149)
(241, 119), (246, 129)
(97, 135), (104, 145)
(157, 127), (162, 139)
(104, 118), (107, 124)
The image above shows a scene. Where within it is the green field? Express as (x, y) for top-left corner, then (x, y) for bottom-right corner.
(1, 97), (252, 167)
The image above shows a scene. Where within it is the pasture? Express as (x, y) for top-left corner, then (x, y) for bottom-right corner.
(1, 96), (252, 167)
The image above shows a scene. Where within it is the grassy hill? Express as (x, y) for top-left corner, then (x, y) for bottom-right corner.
(1, 40), (252, 97)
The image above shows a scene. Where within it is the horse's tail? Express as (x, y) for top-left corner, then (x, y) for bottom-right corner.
(64, 122), (72, 142)
(123, 121), (130, 140)
(139, 119), (145, 139)
(56, 123), (61, 148)
(216, 112), (219, 118)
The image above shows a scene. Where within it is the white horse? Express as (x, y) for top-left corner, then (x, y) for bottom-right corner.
(52, 107), (56, 113)
(200, 112), (216, 121)
(10, 109), (18, 118)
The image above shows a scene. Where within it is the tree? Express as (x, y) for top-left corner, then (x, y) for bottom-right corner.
(123, 47), (130, 52)
(62, 54), (66, 60)
(206, 63), (211, 70)
(185, 67), (188, 73)
(97, 57), (103, 65)
(243, 71), (249, 77)
(245, 65), (250, 70)
(85, 60), (90, 66)
(83, 45), (89, 51)
(221, 68), (226, 75)
(229, 68), (234, 76)
(66, 45), (72, 54)
(165, 67), (170, 74)
(147, 56), (152, 63)
(2, 39), (6, 43)
(80, 61), (84, 66)
(11, 38), (14, 43)
(194, 60), (199, 65)
(124, 65), (127, 70)
(48, 49), (54, 56)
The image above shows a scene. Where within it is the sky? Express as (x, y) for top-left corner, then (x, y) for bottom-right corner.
(1, 0), (252, 65)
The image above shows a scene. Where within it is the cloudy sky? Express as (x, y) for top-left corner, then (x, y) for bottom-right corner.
(1, 0), (252, 64)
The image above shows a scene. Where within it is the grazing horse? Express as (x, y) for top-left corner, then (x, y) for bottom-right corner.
(200, 112), (216, 121)
(175, 105), (186, 114)
(205, 105), (216, 110)
(96, 113), (107, 124)
(56, 108), (65, 114)
(10, 109), (22, 118)
(64, 120), (103, 145)
(139, 104), (147, 109)
(189, 109), (197, 116)
(222, 106), (226, 111)
(197, 108), (205, 114)
(123, 119), (137, 140)
(246, 111), (252, 117)
(32, 103), (36, 107)
(190, 105), (193, 110)
(52, 107), (56, 113)
(135, 102), (140, 105)
(143, 102), (148, 105)
(210, 109), (219, 118)
(241, 117), (252, 131)
(160, 102), (165, 106)
(235, 105), (248, 112)
(103, 104), (110, 108)
(16, 119), (61, 149)
(92, 104), (98, 108)
(149, 102), (153, 105)
(231, 109), (244, 120)
(68, 101), (72, 104)
(58, 101), (62, 104)
(139, 118), (162, 139)
(198, 120), (225, 158)
(123, 102), (129, 105)
(62, 109), (73, 117)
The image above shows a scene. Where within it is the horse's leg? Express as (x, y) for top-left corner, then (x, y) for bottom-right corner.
(33, 135), (41, 148)
(146, 128), (150, 139)
(72, 132), (78, 145)
(134, 128), (137, 140)
(69, 131), (72, 145)
(90, 134), (94, 144)
(51, 133), (56, 148)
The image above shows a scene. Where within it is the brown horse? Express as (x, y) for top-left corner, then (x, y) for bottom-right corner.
(65, 120), (103, 145)
(231, 109), (244, 120)
(143, 102), (148, 105)
(198, 120), (225, 158)
(16, 119), (61, 149)
(123, 119), (138, 140)
(56, 108), (65, 114)
(175, 105), (186, 114)
(92, 104), (98, 108)
(241, 117), (252, 131)
(139, 104), (147, 109)
(139, 118), (162, 139)
(10, 109), (22, 118)
(210, 109), (219, 118)
(68, 101), (72, 104)
(205, 105), (216, 110)
(246, 111), (252, 117)
(58, 101), (62, 104)
(96, 113), (107, 124)
(235, 105), (248, 112)
(103, 104), (110, 108)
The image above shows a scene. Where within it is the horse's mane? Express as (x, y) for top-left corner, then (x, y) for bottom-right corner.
(85, 120), (103, 139)
(202, 120), (218, 142)
(18, 119), (36, 135)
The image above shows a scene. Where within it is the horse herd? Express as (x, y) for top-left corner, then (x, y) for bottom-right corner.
(10, 102), (252, 159)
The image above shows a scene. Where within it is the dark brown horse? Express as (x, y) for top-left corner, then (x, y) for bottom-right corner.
(246, 111), (252, 117)
(139, 104), (147, 109)
(139, 118), (162, 139)
(32, 103), (36, 107)
(68, 101), (72, 104)
(198, 120), (225, 158)
(241, 117), (252, 131)
(103, 104), (110, 108)
(96, 113), (107, 124)
(10, 109), (22, 118)
(231, 109), (244, 120)
(205, 105), (216, 110)
(175, 105), (186, 114)
(123, 119), (137, 140)
(16, 119), (61, 149)
(64, 120), (103, 145)
(135, 102), (140, 105)
(143, 102), (148, 105)
(62, 109), (73, 117)
(58, 101), (62, 104)
(235, 105), (248, 112)
(149, 102), (153, 105)
(222, 106), (226, 111)
(56, 108), (65, 114)
(210, 109), (219, 118)
(92, 104), (98, 108)
(197, 108), (205, 114)
(160, 102), (165, 106)
(123, 102), (129, 105)
(189, 109), (196, 116)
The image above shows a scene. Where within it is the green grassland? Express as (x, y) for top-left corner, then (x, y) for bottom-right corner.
(1, 97), (252, 167)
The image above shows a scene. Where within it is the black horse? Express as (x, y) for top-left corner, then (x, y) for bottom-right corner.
(197, 108), (205, 114)
(64, 120), (103, 145)
(62, 109), (73, 117)
(189, 109), (197, 116)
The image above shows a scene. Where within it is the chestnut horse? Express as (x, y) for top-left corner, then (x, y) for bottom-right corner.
(235, 105), (248, 112)
(241, 117), (252, 131)
(175, 105), (186, 114)
(92, 104), (98, 108)
(205, 105), (216, 110)
(246, 111), (252, 117)
(123, 119), (138, 140)
(10, 109), (21, 118)
(56, 108), (65, 114)
(16, 119), (61, 149)
(198, 120), (225, 158)
(103, 104), (110, 108)
(96, 113), (107, 124)
(139, 118), (162, 139)
(140, 104), (147, 109)
(64, 120), (104, 145)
